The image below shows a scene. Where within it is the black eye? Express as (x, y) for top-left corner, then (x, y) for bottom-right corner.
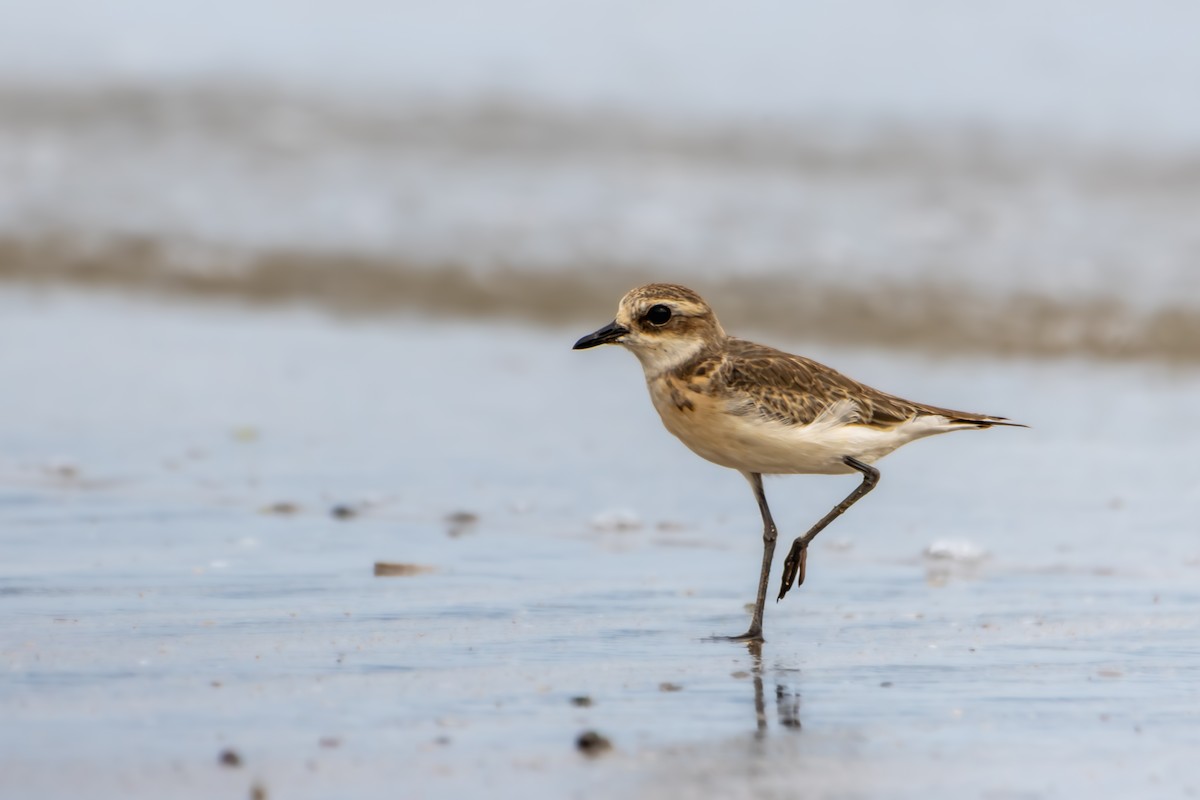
(645, 304), (672, 326)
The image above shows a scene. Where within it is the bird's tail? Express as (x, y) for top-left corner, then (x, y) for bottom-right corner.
(917, 402), (1027, 429)
(944, 413), (1028, 429)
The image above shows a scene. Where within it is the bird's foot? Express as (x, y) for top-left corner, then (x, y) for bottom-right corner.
(777, 543), (808, 601)
(707, 628), (763, 644)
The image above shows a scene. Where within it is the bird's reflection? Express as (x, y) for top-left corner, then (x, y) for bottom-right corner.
(744, 641), (801, 738)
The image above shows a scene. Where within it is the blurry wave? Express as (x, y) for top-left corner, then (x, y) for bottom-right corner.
(4, 233), (1199, 361)
(2, 85), (1200, 359)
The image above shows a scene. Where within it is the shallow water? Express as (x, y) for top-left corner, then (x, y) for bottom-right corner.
(2, 289), (1198, 798)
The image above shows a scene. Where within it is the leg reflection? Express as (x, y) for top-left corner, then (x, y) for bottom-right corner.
(743, 641), (801, 737)
(776, 683), (801, 729)
(749, 642), (767, 737)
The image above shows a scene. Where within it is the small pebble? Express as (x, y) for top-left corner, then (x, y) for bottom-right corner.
(570, 695), (593, 707)
(658, 682), (683, 692)
(373, 562), (435, 577)
(250, 783), (267, 800)
(576, 730), (612, 756)
(46, 461), (80, 480)
(218, 748), (242, 768)
(330, 505), (357, 520)
(262, 502), (299, 515)
(446, 511), (479, 537)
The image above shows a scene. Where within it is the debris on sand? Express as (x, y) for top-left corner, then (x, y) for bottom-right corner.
(250, 782), (267, 800)
(658, 682), (683, 692)
(570, 695), (593, 707)
(373, 562), (435, 577)
(261, 501), (300, 515)
(44, 459), (81, 480)
(575, 730), (612, 756)
(445, 511), (479, 537)
(590, 508), (641, 532)
(218, 748), (242, 767)
(923, 538), (987, 562)
(330, 504), (358, 520)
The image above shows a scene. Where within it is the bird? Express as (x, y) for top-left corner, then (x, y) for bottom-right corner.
(573, 283), (1022, 642)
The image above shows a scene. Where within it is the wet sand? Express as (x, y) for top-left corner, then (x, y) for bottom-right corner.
(2, 288), (1199, 799)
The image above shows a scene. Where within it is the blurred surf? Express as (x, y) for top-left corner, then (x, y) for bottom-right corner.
(2, 86), (1199, 359)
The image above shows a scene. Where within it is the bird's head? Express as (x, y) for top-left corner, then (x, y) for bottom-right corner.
(573, 283), (726, 375)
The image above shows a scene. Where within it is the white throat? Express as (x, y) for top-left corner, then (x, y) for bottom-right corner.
(627, 336), (707, 379)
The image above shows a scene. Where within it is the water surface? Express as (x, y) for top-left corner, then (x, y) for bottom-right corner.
(2, 289), (1197, 798)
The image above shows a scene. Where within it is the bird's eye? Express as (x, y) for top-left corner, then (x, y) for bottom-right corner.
(645, 304), (672, 326)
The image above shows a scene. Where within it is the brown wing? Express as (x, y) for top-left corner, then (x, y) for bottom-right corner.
(711, 339), (1015, 429)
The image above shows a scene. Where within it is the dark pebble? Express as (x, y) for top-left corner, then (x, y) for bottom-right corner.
(570, 695), (593, 707)
(218, 748), (242, 768)
(576, 730), (612, 755)
(330, 504), (357, 520)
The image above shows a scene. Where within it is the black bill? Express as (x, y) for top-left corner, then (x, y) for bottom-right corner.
(572, 320), (629, 350)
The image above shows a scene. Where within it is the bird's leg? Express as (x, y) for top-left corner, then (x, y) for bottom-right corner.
(778, 456), (880, 602)
(721, 472), (776, 642)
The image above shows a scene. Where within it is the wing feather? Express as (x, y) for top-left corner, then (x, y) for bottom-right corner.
(710, 339), (1014, 429)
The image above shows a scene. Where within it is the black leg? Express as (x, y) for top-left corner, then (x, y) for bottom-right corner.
(778, 456), (879, 602)
(721, 472), (776, 642)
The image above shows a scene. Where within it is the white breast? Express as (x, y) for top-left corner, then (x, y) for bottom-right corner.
(650, 387), (958, 475)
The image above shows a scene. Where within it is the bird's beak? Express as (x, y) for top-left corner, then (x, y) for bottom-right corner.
(572, 320), (629, 350)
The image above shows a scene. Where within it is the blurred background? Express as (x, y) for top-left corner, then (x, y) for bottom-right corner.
(3, 0), (1199, 358)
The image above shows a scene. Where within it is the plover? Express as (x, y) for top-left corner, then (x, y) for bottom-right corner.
(573, 283), (1022, 642)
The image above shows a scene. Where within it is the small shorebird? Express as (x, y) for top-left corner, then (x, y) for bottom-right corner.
(573, 283), (1022, 642)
